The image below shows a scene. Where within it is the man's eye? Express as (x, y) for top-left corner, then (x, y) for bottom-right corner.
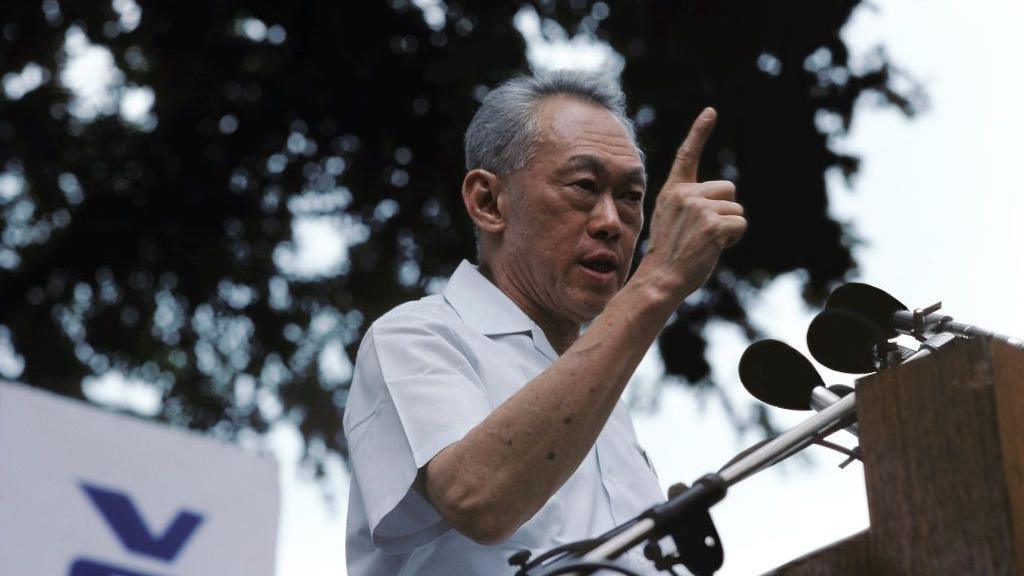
(620, 191), (644, 203)
(572, 180), (597, 192)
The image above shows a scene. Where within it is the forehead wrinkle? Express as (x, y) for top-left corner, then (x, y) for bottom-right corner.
(578, 125), (632, 139)
(575, 129), (643, 161)
(577, 129), (637, 152)
(534, 97), (644, 178)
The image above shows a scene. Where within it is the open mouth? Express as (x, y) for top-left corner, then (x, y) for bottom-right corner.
(580, 258), (618, 275)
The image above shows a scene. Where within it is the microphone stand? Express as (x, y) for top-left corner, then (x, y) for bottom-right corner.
(526, 392), (859, 575)
(890, 304), (1024, 349)
(810, 386), (858, 436)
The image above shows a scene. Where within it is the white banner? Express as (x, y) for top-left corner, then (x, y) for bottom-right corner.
(0, 381), (279, 576)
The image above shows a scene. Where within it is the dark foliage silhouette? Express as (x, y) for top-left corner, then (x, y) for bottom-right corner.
(0, 0), (922, 467)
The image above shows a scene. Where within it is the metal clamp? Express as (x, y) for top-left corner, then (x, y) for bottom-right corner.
(913, 301), (942, 337)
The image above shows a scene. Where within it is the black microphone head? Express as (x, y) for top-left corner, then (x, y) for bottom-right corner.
(826, 383), (855, 398)
(807, 308), (890, 374)
(739, 339), (825, 410)
(825, 283), (907, 336)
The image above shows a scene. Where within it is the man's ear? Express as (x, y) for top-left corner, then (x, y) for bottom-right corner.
(461, 168), (507, 234)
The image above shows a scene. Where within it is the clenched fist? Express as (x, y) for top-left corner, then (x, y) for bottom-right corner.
(636, 107), (747, 300)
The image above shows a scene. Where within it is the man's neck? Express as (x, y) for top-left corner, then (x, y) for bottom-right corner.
(477, 261), (580, 355)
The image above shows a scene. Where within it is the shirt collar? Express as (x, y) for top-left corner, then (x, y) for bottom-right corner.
(442, 260), (560, 360)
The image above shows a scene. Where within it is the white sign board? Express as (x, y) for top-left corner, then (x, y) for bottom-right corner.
(0, 381), (279, 576)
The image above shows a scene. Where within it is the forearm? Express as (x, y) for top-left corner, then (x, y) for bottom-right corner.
(422, 272), (679, 543)
(422, 106), (746, 544)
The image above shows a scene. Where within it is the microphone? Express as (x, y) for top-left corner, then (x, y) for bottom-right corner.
(739, 339), (823, 410)
(824, 282), (906, 335)
(828, 283), (1024, 349)
(806, 308), (895, 374)
(739, 339), (858, 437)
(805, 282), (1022, 374)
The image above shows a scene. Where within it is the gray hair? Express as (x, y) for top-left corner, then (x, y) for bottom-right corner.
(464, 70), (642, 175)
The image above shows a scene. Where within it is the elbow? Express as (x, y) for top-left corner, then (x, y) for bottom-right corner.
(460, 514), (518, 546)
(427, 477), (522, 545)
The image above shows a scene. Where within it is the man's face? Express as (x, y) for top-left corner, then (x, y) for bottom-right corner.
(497, 96), (646, 327)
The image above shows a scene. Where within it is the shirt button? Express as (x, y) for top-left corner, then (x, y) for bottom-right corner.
(607, 475), (618, 485)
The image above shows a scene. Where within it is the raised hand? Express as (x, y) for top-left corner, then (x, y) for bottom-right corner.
(637, 107), (748, 300)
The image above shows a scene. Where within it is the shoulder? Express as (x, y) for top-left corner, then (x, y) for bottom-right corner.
(371, 294), (456, 332)
(346, 293), (485, 429)
(359, 293), (472, 360)
(365, 294), (465, 342)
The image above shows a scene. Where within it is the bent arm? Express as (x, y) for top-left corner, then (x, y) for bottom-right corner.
(419, 275), (678, 544)
(422, 107), (747, 544)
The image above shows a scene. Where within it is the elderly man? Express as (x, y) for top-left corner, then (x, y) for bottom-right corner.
(344, 70), (746, 574)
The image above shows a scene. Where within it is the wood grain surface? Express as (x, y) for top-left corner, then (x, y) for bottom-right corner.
(765, 339), (1024, 575)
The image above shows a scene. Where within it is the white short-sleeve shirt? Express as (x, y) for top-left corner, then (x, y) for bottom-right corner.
(344, 260), (665, 575)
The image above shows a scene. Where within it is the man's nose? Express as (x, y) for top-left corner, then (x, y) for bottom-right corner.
(587, 193), (623, 240)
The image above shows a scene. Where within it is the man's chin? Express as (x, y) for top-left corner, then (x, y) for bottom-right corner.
(573, 291), (617, 322)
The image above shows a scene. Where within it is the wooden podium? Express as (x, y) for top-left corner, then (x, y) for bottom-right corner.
(765, 338), (1024, 575)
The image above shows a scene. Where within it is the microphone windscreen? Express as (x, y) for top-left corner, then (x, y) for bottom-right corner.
(825, 283), (906, 336)
(739, 339), (824, 410)
(826, 384), (854, 397)
(807, 308), (889, 374)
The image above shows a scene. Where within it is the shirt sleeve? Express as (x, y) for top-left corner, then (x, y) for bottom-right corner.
(344, 311), (493, 553)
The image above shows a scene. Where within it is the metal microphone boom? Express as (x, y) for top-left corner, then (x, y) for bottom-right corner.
(571, 392), (857, 572)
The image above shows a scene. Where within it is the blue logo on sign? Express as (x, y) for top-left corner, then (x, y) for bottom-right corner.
(68, 559), (170, 576)
(69, 482), (206, 576)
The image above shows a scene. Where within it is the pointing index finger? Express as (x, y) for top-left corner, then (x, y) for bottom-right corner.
(669, 107), (718, 184)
